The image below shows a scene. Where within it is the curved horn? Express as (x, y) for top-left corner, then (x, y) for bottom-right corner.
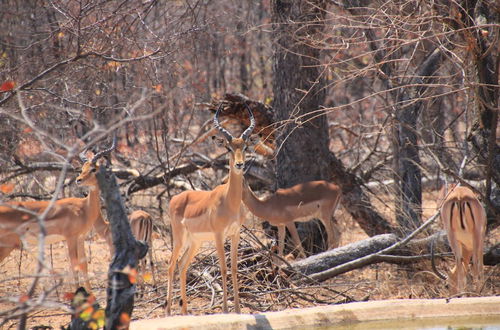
(79, 151), (89, 163)
(91, 134), (117, 165)
(240, 103), (256, 141)
(213, 103), (233, 142)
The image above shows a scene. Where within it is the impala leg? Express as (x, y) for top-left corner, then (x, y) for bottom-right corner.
(76, 238), (91, 291)
(286, 222), (306, 258)
(136, 259), (144, 288)
(332, 220), (341, 249)
(230, 233), (241, 313)
(214, 232), (229, 313)
(461, 247), (472, 291)
(166, 229), (185, 315)
(452, 246), (466, 294)
(136, 246), (148, 289)
(277, 225), (285, 257)
(319, 213), (340, 250)
(457, 259), (466, 294)
(472, 226), (485, 293)
(0, 246), (16, 263)
(449, 264), (458, 294)
(178, 240), (201, 315)
(148, 238), (157, 287)
(66, 238), (81, 290)
(445, 217), (463, 294)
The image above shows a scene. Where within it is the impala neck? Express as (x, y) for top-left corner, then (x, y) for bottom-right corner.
(93, 212), (114, 253)
(86, 186), (103, 227)
(225, 157), (244, 211)
(93, 212), (110, 240)
(242, 183), (269, 219)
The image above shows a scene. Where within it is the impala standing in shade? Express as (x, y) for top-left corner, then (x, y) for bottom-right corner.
(243, 180), (341, 258)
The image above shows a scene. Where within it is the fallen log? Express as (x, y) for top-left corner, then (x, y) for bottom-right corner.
(288, 233), (399, 277)
(286, 213), (499, 283)
(288, 212), (439, 282)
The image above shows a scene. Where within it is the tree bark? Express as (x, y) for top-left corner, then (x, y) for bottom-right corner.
(465, 0), (500, 228)
(394, 99), (423, 233)
(271, 0), (334, 254)
(289, 233), (399, 276)
(96, 165), (148, 329)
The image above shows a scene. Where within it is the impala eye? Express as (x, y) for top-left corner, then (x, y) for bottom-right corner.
(91, 168), (97, 173)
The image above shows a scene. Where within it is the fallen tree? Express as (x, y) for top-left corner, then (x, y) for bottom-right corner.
(287, 212), (500, 282)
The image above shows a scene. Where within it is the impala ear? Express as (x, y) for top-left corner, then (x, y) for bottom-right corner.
(247, 135), (275, 158)
(212, 135), (226, 148)
(254, 141), (275, 158)
(94, 157), (107, 168)
(248, 135), (259, 146)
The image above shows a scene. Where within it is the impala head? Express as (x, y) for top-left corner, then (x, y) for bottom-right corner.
(76, 136), (117, 187)
(213, 102), (255, 174)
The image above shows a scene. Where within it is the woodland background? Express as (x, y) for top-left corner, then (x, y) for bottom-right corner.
(0, 0), (499, 328)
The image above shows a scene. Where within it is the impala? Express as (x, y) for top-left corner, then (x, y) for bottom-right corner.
(437, 182), (457, 210)
(94, 209), (156, 285)
(440, 184), (486, 294)
(166, 103), (255, 315)
(243, 180), (341, 258)
(0, 140), (115, 291)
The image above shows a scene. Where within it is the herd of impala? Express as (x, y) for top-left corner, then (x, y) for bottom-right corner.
(0, 103), (488, 315)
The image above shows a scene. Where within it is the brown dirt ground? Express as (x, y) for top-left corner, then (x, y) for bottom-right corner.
(0, 190), (498, 329)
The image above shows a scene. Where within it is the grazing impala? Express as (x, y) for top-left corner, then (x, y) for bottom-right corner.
(0, 140), (115, 290)
(94, 210), (156, 285)
(166, 103), (255, 315)
(243, 180), (341, 258)
(440, 184), (486, 294)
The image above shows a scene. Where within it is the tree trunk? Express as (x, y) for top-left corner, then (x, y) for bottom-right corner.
(96, 165), (148, 329)
(465, 0), (500, 228)
(394, 100), (423, 233)
(271, 0), (335, 254)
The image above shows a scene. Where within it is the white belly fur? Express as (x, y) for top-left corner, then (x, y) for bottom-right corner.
(187, 223), (241, 242)
(190, 232), (216, 241)
(182, 214), (241, 242)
